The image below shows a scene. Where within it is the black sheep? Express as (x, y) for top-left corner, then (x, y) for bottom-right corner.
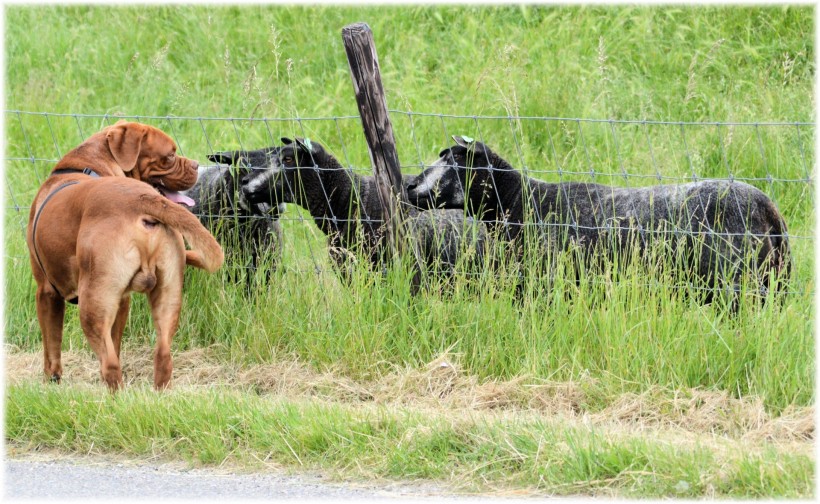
(184, 161), (284, 288)
(406, 135), (791, 301)
(220, 138), (487, 288)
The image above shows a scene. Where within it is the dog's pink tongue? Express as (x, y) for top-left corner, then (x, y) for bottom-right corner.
(159, 189), (195, 207)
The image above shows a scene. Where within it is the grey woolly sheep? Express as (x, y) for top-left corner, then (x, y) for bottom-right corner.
(230, 138), (487, 289)
(406, 135), (791, 303)
(184, 159), (284, 288)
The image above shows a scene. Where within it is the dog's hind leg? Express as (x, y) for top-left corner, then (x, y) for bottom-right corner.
(147, 254), (184, 390)
(35, 285), (66, 383)
(111, 295), (131, 360)
(78, 285), (126, 392)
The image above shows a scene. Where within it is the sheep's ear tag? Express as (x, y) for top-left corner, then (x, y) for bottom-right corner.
(452, 135), (474, 147)
(295, 137), (313, 152)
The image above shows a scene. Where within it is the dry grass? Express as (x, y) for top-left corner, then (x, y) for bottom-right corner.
(6, 345), (813, 452)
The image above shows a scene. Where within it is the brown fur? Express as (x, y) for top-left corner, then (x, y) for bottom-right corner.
(26, 121), (224, 391)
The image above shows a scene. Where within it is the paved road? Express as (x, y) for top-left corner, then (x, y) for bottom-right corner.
(3, 458), (523, 502)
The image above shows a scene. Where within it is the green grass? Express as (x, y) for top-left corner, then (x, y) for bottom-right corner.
(5, 5), (813, 121)
(3, 4), (815, 497)
(5, 382), (814, 498)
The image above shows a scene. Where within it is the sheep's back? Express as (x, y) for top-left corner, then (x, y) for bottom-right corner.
(523, 178), (788, 288)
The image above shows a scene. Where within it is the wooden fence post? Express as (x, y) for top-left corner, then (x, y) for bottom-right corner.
(341, 22), (406, 259)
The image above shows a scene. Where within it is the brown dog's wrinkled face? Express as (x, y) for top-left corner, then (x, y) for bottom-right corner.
(104, 121), (199, 192)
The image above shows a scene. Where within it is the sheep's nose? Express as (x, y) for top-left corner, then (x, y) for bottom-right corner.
(240, 172), (255, 185)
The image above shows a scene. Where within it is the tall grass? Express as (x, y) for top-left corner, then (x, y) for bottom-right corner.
(5, 6), (813, 121)
(4, 6), (814, 414)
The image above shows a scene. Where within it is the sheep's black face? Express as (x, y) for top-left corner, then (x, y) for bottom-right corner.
(273, 137), (328, 207)
(450, 141), (494, 174)
(406, 137), (494, 210)
(406, 149), (464, 210)
(278, 137), (325, 168)
(211, 147), (288, 208)
(208, 147), (285, 212)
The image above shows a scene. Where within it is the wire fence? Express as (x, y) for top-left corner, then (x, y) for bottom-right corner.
(4, 110), (815, 295)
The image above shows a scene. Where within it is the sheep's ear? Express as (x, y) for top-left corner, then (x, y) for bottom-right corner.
(294, 137), (314, 152)
(207, 151), (240, 165)
(452, 135), (475, 147)
(281, 137), (295, 145)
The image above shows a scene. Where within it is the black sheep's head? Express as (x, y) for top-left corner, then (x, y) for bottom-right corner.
(208, 147), (288, 213)
(207, 146), (283, 215)
(271, 137), (331, 207)
(406, 135), (495, 211)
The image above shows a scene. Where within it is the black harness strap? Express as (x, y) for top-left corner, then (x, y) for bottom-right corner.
(31, 168), (101, 304)
(51, 167), (100, 177)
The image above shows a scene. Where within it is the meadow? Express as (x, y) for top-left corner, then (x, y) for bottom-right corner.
(4, 5), (815, 497)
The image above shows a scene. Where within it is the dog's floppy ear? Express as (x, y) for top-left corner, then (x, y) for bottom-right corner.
(107, 122), (146, 172)
(280, 137), (295, 145)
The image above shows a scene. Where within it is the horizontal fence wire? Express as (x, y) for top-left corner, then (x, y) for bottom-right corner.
(4, 110), (815, 295)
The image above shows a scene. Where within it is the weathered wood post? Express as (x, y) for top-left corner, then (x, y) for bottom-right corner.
(341, 22), (406, 259)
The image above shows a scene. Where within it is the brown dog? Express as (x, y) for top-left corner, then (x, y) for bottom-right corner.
(26, 121), (224, 391)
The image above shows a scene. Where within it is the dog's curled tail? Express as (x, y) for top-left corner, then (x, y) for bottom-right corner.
(137, 193), (224, 273)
